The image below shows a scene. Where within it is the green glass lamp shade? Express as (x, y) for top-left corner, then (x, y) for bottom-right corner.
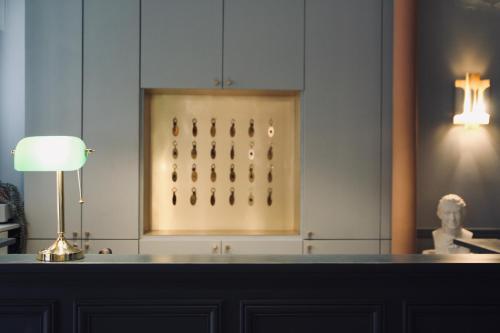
(14, 136), (88, 171)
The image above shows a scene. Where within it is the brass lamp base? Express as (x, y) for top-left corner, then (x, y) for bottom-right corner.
(36, 235), (84, 262)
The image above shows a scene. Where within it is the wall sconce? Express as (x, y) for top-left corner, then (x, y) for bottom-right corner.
(454, 73), (490, 127)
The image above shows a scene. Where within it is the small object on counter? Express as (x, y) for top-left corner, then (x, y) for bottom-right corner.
(192, 118), (198, 137)
(248, 141), (255, 160)
(249, 164), (255, 183)
(98, 248), (113, 254)
(267, 164), (273, 183)
(248, 190), (254, 206)
(190, 188), (197, 206)
(230, 142), (235, 160)
(267, 119), (275, 138)
(248, 119), (255, 137)
(172, 117), (179, 136)
(230, 119), (236, 137)
(191, 163), (198, 182)
(172, 187), (177, 206)
(229, 164), (236, 182)
(210, 164), (217, 182)
(210, 118), (216, 137)
(191, 141), (197, 159)
(210, 188), (216, 206)
(267, 144), (273, 160)
(171, 164), (178, 182)
(267, 188), (273, 206)
(229, 188), (235, 205)
(172, 141), (178, 159)
(210, 141), (216, 159)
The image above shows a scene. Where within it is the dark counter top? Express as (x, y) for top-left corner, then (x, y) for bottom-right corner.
(1, 254), (500, 274)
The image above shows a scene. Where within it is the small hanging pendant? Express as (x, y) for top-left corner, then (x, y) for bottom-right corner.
(191, 141), (197, 159)
(172, 164), (178, 182)
(248, 119), (255, 137)
(172, 188), (177, 206)
(210, 188), (216, 206)
(210, 164), (217, 182)
(210, 118), (216, 137)
(267, 144), (273, 160)
(229, 164), (236, 182)
(230, 142), (235, 160)
(267, 119), (275, 138)
(192, 118), (198, 137)
(248, 141), (255, 160)
(230, 119), (236, 137)
(229, 188), (235, 205)
(172, 117), (179, 136)
(190, 188), (197, 206)
(267, 164), (273, 183)
(267, 188), (273, 206)
(172, 141), (178, 159)
(249, 164), (255, 183)
(248, 191), (254, 206)
(191, 163), (198, 182)
(210, 141), (216, 159)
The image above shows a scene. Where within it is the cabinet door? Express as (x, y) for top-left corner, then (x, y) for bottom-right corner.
(223, 0), (304, 90)
(302, 0), (382, 239)
(141, 0), (223, 89)
(303, 240), (380, 255)
(221, 239), (302, 255)
(82, 0), (139, 239)
(25, 0), (82, 239)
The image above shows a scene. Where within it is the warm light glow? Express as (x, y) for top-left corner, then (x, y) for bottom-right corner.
(454, 73), (490, 127)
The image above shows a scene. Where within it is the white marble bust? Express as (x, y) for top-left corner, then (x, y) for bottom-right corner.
(433, 194), (473, 254)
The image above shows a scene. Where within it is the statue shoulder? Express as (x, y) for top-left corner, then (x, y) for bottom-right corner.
(461, 228), (473, 238)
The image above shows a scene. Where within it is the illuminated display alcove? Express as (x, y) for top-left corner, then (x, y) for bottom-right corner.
(143, 89), (300, 236)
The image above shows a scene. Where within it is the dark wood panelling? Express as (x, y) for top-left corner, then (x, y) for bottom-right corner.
(242, 300), (382, 333)
(405, 304), (500, 333)
(0, 300), (54, 333)
(75, 300), (220, 333)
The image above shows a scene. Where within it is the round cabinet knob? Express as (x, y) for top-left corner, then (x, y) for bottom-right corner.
(213, 79), (220, 87)
(72, 232), (78, 239)
(224, 79), (233, 86)
(224, 245), (231, 253)
(307, 231), (313, 239)
(307, 245), (313, 254)
(212, 244), (219, 253)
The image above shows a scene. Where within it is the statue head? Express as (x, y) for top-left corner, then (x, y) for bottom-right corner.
(437, 194), (466, 232)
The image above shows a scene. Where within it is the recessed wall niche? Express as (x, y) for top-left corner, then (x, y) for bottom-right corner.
(143, 89), (300, 236)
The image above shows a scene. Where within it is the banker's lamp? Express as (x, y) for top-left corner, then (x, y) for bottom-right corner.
(12, 136), (92, 262)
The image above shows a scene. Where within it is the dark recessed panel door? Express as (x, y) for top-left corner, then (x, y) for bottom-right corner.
(76, 301), (220, 333)
(242, 301), (382, 333)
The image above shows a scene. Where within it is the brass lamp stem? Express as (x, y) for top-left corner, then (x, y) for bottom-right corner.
(36, 171), (84, 261)
(56, 171), (65, 236)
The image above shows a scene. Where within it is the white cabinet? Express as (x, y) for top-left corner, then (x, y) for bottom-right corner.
(221, 239), (302, 255)
(303, 240), (380, 255)
(141, 0), (304, 90)
(140, 238), (222, 255)
(83, 240), (138, 255)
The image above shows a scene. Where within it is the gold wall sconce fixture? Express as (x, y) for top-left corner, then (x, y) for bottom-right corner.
(454, 73), (490, 127)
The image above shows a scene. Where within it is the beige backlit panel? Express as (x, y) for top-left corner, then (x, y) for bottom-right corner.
(146, 90), (300, 235)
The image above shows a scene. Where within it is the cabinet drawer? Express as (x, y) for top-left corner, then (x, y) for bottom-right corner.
(221, 240), (302, 255)
(140, 238), (221, 255)
(303, 240), (379, 255)
(83, 240), (138, 255)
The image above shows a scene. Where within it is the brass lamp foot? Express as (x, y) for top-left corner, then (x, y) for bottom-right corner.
(36, 235), (84, 262)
